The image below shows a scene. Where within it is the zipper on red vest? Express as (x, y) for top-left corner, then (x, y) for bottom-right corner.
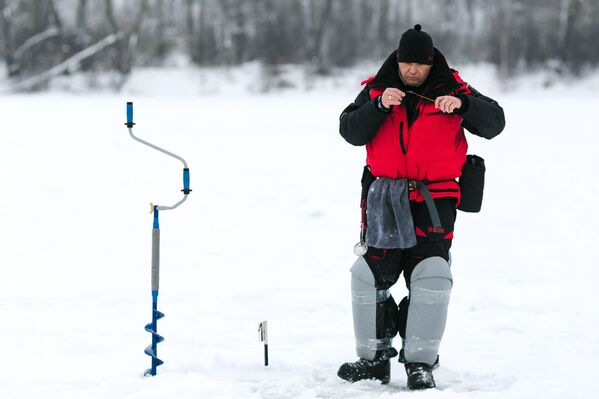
(399, 121), (407, 154)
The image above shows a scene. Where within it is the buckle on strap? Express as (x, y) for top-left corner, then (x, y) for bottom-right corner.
(408, 179), (417, 191)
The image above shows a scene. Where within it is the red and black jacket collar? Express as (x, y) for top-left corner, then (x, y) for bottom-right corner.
(366, 48), (461, 99)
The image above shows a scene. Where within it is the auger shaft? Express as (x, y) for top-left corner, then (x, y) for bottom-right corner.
(144, 207), (164, 376)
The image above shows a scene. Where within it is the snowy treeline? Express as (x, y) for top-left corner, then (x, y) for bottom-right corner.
(0, 0), (598, 91)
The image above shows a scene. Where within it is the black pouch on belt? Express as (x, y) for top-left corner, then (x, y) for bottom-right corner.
(361, 165), (376, 204)
(458, 154), (485, 213)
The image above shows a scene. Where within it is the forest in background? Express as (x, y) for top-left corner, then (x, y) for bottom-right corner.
(0, 0), (598, 91)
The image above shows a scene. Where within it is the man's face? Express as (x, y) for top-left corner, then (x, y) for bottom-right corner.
(398, 62), (432, 87)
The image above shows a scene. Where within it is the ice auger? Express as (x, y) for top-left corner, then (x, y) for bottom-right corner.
(124, 102), (191, 376)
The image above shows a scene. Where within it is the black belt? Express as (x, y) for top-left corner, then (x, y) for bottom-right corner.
(408, 179), (443, 233)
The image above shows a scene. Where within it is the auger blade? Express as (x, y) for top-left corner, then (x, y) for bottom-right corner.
(144, 357), (164, 377)
(143, 329), (165, 343)
(143, 352), (164, 376)
(144, 345), (165, 360)
(144, 338), (165, 376)
(144, 345), (155, 357)
(144, 304), (165, 376)
(144, 323), (165, 342)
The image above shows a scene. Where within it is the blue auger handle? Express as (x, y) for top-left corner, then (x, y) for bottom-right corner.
(183, 168), (191, 194)
(126, 102), (135, 127)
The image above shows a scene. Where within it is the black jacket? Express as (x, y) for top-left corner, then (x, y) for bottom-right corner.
(339, 49), (506, 146)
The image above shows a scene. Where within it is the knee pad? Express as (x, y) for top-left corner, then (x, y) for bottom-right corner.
(350, 257), (398, 360)
(403, 256), (452, 365)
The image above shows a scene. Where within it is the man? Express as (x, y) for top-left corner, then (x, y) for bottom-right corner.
(337, 24), (505, 390)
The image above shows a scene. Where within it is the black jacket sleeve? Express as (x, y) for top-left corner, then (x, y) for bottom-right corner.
(456, 86), (505, 140)
(339, 87), (391, 146)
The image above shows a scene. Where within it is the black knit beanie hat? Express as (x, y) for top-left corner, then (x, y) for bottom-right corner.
(396, 24), (434, 65)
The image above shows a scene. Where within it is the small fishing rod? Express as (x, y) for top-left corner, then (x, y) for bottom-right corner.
(405, 90), (435, 103)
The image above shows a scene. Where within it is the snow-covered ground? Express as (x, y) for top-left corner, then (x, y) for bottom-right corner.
(1, 67), (598, 399)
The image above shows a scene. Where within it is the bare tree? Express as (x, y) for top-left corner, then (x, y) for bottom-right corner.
(103, 0), (148, 89)
(303, 0), (334, 74)
(0, 0), (17, 76)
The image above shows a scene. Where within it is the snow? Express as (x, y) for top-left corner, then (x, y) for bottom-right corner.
(1, 66), (598, 399)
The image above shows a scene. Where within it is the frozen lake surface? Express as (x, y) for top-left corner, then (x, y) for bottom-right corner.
(1, 73), (598, 398)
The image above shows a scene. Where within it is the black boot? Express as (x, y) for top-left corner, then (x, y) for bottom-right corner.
(405, 362), (436, 390)
(337, 348), (398, 384)
(398, 348), (440, 369)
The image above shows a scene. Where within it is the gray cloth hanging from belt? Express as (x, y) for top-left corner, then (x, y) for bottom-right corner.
(365, 178), (417, 249)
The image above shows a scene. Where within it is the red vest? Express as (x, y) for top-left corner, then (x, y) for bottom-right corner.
(362, 78), (469, 203)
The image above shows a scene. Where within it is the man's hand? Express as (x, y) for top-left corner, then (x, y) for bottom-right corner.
(435, 95), (462, 113)
(381, 88), (406, 109)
